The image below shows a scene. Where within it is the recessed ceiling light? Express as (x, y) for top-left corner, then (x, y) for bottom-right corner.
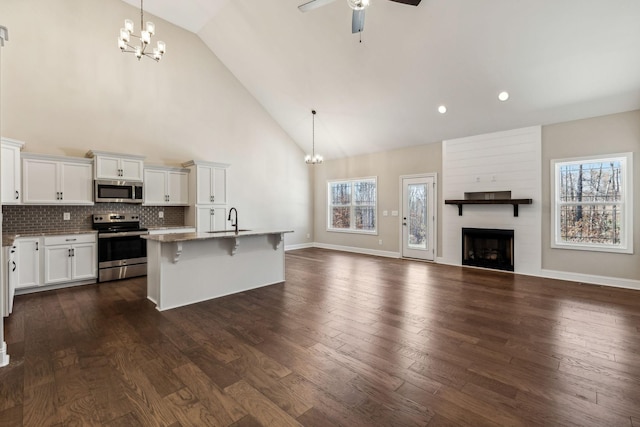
(438, 105), (447, 114)
(498, 91), (510, 101)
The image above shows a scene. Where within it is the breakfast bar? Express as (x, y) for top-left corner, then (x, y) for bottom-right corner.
(143, 229), (293, 311)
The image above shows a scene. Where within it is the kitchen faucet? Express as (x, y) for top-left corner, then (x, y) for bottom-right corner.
(228, 207), (238, 233)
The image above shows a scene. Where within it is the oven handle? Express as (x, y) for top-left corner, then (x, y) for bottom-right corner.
(98, 231), (149, 238)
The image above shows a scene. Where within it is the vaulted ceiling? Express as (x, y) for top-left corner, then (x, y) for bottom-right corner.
(122, 0), (640, 159)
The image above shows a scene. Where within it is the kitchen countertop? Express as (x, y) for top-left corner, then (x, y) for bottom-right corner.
(2, 226), (195, 247)
(142, 229), (293, 243)
(2, 230), (97, 247)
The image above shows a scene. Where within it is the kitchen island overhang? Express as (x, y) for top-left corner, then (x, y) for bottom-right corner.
(143, 229), (293, 311)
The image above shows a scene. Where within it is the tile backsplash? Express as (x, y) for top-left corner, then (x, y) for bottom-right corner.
(2, 204), (185, 233)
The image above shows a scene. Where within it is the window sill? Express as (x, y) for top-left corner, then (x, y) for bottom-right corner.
(551, 242), (633, 255)
(327, 228), (378, 236)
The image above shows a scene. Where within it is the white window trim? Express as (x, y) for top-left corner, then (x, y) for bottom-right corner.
(550, 152), (633, 254)
(327, 176), (378, 235)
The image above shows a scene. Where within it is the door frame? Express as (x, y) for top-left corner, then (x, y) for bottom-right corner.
(399, 173), (438, 261)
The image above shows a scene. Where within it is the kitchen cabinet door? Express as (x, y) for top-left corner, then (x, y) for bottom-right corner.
(194, 164), (227, 205)
(143, 169), (167, 205)
(23, 155), (94, 205)
(144, 168), (189, 206)
(59, 161), (93, 204)
(91, 152), (144, 181)
(71, 243), (97, 280)
(195, 206), (227, 232)
(22, 158), (59, 203)
(44, 245), (72, 284)
(120, 158), (144, 181)
(167, 170), (189, 205)
(15, 237), (42, 289)
(1, 138), (24, 204)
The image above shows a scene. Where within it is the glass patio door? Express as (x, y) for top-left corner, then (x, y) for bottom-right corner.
(402, 175), (435, 260)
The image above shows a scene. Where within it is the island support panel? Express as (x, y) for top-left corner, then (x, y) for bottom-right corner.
(147, 234), (285, 311)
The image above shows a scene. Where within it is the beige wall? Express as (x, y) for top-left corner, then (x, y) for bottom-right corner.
(313, 143), (442, 255)
(0, 0), (313, 245)
(541, 110), (639, 281)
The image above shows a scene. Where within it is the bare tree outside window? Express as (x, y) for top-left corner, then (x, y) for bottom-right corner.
(328, 178), (377, 233)
(553, 153), (632, 253)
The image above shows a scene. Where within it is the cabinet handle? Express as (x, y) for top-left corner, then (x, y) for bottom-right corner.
(66, 238), (77, 242)
(12, 261), (16, 272)
(68, 248), (72, 257)
(36, 242), (38, 251)
(72, 248), (75, 257)
(15, 190), (19, 200)
(60, 192), (63, 200)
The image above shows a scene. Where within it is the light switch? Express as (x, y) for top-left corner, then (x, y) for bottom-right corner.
(383, 210), (388, 216)
(391, 210), (399, 216)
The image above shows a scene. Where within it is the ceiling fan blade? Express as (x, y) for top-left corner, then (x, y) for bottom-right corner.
(352, 9), (365, 33)
(298, 0), (338, 12)
(387, 0), (422, 5)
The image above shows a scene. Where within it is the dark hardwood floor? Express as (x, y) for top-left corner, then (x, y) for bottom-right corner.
(2, 248), (640, 426)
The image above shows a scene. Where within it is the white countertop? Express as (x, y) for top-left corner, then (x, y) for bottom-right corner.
(142, 229), (293, 243)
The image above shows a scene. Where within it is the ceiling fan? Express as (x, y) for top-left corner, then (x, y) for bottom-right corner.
(298, 0), (422, 34)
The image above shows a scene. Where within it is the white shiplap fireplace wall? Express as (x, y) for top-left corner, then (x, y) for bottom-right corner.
(441, 126), (542, 275)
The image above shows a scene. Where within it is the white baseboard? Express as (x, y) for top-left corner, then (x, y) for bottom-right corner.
(539, 269), (640, 291)
(434, 256), (640, 291)
(0, 341), (9, 367)
(313, 242), (400, 259)
(285, 243), (314, 251)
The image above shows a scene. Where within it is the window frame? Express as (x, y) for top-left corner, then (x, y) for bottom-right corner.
(550, 152), (633, 254)
(327, 177), (378, 235)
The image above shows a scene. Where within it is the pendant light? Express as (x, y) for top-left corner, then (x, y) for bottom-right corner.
(305, 110), (323, 165)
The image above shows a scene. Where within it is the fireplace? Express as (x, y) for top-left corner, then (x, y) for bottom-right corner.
(462, 228), (514, 272)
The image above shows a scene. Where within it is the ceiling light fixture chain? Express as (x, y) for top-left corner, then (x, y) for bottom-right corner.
(118, 0), (166, 61)
(305, 109), (323, 165)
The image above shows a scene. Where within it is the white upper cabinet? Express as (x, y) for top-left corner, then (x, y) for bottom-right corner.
(143, 166), (189, 206)
(183, 160), (228, 205)
(86, 150), (145, 181)
(1, 138), (25, 204)
(22, 154), (93, 205)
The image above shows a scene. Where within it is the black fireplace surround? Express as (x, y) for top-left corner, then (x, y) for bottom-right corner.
(462, 228), (514, 272)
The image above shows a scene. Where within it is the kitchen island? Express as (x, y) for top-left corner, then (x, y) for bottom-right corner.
(143, 229), (292, 311)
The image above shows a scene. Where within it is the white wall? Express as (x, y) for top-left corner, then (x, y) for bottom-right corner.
(0, 0), (312, 245)
(442, 127), (542, 275)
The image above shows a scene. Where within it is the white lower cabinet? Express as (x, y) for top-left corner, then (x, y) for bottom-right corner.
(44, 234), (97, 285)
(196, 206), (228, 232)
(15, 237), (42, 289)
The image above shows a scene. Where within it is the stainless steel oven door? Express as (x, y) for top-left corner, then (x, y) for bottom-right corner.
(97, 231), (148, 281)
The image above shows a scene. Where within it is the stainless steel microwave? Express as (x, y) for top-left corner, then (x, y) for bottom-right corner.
(94, 180), (143, 203)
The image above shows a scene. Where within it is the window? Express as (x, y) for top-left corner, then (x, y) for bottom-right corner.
(328, 177), (377, 233)
(551, 152), (633, 253)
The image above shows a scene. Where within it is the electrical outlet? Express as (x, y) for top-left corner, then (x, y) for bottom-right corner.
(158, 211), (164, 218)
(383, 210), (388, 216)
(63, 212), (70, 221)
(379, 239), (383, 245)
(306, 233), (311, 239)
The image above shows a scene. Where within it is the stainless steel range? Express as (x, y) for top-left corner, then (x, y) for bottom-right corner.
(93, 213), (148, 282)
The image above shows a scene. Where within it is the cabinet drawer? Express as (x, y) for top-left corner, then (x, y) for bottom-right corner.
(44, 234), (96, 246)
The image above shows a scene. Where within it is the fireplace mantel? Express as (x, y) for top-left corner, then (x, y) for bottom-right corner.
(445, 198), (532, 217)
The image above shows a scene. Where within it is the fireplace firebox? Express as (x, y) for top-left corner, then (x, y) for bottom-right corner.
(462, 228), (514, 272)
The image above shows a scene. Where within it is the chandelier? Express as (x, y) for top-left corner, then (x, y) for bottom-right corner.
(305, 110), (323, 165)
(118, 0), (165, 61)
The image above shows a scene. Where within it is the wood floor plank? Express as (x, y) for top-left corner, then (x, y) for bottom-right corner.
(224, 380), (303, 427)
